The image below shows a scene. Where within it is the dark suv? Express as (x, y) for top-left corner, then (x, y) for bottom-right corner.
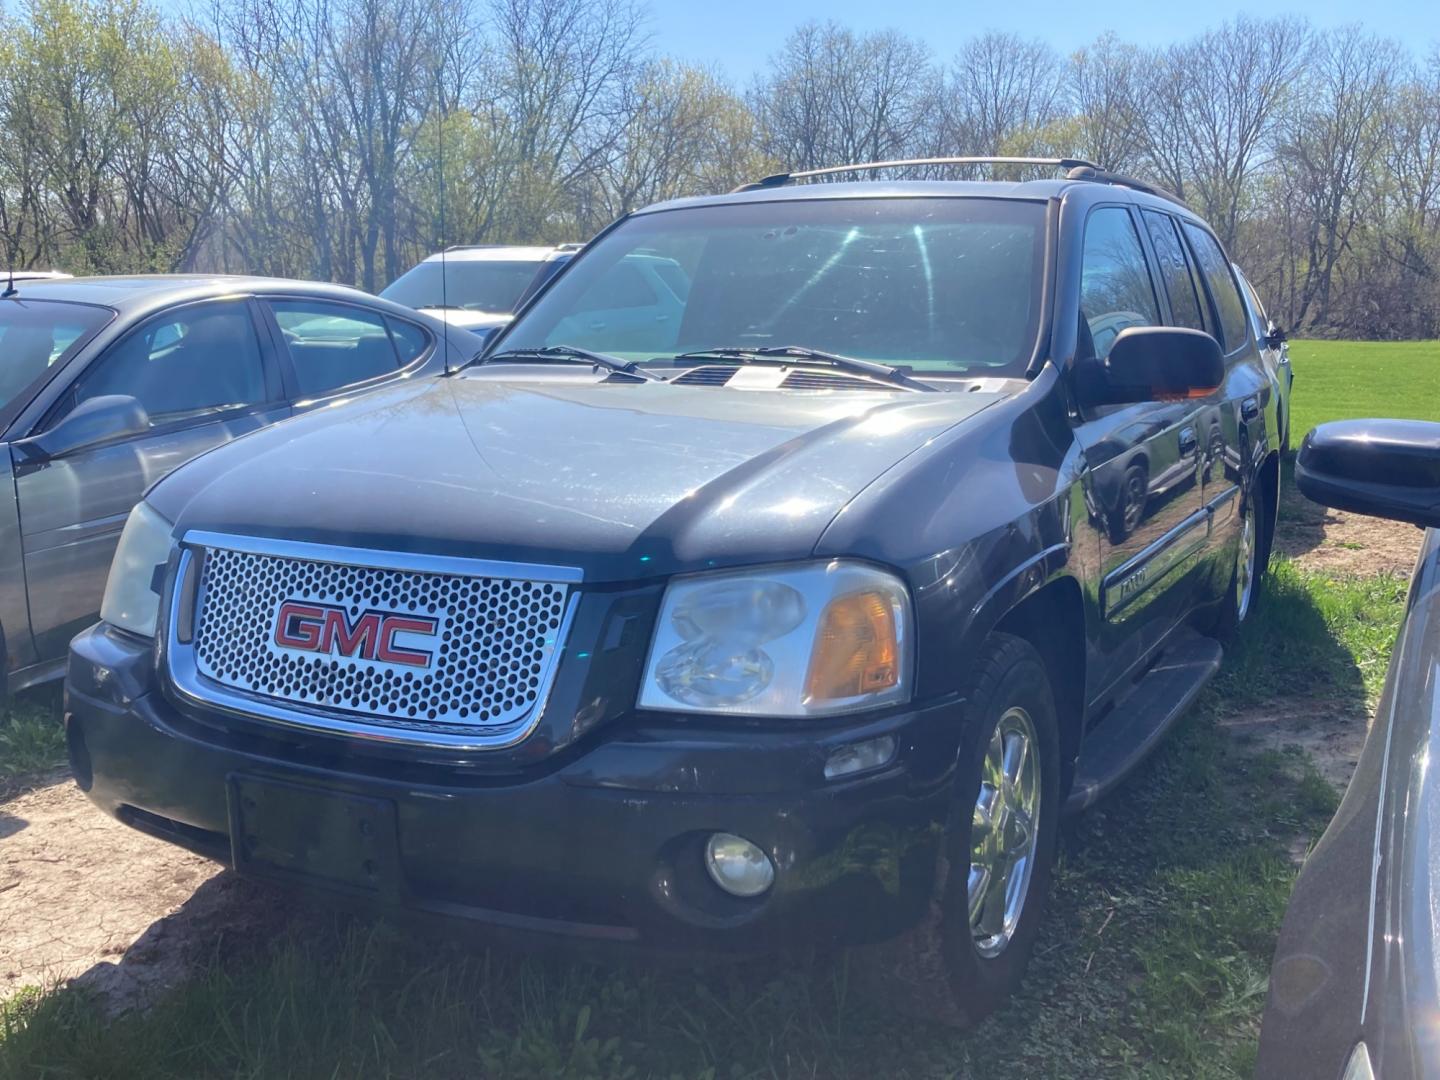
(66, 157), (1284, 1023)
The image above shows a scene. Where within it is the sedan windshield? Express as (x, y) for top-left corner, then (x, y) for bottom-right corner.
(0, 299), (111, 416)
(381, 260), (543, 314)
(497, 197), (1047, 376)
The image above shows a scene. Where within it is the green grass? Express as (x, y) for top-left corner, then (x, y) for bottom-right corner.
(1288, 339), (1440, 444)
(0, 688), (65, 790)
(0, 558), (1391, 1079)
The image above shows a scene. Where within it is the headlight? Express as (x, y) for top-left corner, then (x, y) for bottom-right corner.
(100, 501), (175, 638)
(638, 560), (912, 717)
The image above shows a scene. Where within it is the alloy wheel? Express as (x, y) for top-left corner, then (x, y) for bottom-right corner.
(968, 706), (1042, 959)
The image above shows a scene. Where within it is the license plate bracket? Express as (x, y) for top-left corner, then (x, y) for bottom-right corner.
(228, 775), (401, 899)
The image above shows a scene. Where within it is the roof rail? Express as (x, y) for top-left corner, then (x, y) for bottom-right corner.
(1062, 164), (1188, 208)
(730, 156), (1187, 207)
(732, 156), (1102, 192)
(442, 244), (508, 253)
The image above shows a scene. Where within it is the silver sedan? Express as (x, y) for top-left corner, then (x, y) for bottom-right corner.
(0, 274), (482, 693)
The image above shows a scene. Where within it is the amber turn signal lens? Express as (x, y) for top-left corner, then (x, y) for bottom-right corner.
(804, 590), (900, 703)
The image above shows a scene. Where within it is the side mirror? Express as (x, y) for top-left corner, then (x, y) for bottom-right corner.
(1079, 326), (1224, 406)
(1264, 325), (1288, 351)
(22, 395), (151, 461)
(1296, 419), (1440, 529)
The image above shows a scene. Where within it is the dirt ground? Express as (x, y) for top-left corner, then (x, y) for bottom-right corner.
(0, 476), (1426, 1013)
(1274, 470), (1423, 577)
(1214, 472), (1425, 816)
(1, 772), (286, 1010)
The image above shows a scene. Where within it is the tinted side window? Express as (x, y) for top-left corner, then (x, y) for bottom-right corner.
(67, 302), (266, 427)
(386, 317), (430, 365)
(1080, 207), (1161, 359)
(1142, 211), (1208, 333)
(1180, 223), (1248, 352)
(1237, 273), (1269, 341)
(269, 300), (399, 398)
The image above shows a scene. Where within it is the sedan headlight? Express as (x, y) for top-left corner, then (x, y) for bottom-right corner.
(100, 501), (175, 638)
(638, 561), (912, 717)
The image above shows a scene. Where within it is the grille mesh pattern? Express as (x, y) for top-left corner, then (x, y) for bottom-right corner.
(192, 546), (570, 731)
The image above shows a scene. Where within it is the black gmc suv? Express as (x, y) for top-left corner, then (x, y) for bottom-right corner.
(67, 157), (1284, 1024)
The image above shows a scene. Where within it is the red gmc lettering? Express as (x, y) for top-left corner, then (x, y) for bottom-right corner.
(273, 601), (437, 668)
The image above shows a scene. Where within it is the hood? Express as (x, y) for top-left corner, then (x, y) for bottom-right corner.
(419, 308), (513, 331)
(149, 374), (1008, 582)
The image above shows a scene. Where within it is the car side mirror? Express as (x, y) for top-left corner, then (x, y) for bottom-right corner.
(1296, 419), (1440, 529)
(22, 395), (151, 461)
(469, 325), (500, 352)
(1264, 325), (1288, 350)
(1078, 326), (1225, 406)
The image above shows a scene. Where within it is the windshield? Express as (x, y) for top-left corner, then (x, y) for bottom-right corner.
(0, 299), (111, 415)
(497, 197), (1047, 375)
(381, 260), (544, 313)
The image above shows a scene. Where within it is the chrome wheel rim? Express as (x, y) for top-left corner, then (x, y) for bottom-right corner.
(1236, 506), (1257, 623)
(968, 706), (1042, 959)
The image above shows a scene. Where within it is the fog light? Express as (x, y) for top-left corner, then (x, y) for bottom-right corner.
(823, 734), (898, 780)
(704, 832), (775, 897)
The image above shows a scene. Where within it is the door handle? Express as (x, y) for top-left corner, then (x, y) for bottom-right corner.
(1179, 428), (1198, 456)
(1241, 397), (1260, 421)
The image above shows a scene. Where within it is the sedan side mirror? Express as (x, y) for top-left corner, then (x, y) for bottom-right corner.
(1079, 326), (1225, 406)
(1264, 325), (1288, 351)
(21, 395), (151, 461)
(1296, 419), (1440, 529)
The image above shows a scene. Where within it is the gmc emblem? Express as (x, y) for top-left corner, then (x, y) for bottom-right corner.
(273, 600), (439, 668)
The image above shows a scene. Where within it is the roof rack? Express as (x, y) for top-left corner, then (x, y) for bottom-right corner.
(731, 156), (1188, 207)
(1060, 164), (1187, 207)
(733, 157), (1101, 191)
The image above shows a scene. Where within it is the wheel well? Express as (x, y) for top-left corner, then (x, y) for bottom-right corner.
(994, 577), (1086, 785)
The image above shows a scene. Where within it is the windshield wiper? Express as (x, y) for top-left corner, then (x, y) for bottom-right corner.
(672, 346), (931, 390)
(475, 345), (660, 381)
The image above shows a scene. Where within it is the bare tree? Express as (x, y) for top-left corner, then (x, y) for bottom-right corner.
(1277, 29), (1404, 331)
(941, 32), (1063, 156)
(1138, 16), (1311, 247)
(749, 21), (934, 171)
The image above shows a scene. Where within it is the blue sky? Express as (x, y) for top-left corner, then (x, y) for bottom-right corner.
(647, 0), (1437, 83)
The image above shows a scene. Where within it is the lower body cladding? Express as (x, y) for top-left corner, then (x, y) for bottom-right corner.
(65, 625), (962, 954)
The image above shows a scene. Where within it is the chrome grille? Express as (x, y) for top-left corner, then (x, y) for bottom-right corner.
(188, 542), (573, 736)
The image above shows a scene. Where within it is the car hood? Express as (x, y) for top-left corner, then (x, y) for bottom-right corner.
(149, 374), (1009, 582)
(418, 308), (513, 331)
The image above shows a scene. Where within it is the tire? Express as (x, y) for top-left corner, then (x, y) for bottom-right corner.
(860, 633), (1062, 1028)
(1211, 480), (1265, 641)
(1106, 461), (1148, 544)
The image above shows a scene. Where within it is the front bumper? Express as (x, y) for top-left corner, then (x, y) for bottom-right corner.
(66, 624), (962, 953)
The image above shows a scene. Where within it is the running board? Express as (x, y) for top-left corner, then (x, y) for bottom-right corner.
(1063, 630), (1223, 815)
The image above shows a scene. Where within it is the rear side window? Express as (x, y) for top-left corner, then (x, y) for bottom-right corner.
(386, 318), (430, 365)
(1080, 207), (1161, 359)
(269, 300), (400, 398)
(1180, 223), (1248, 352)
(1142, 211), (1209, 333)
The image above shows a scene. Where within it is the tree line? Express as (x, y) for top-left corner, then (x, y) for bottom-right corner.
(1, 0), (1437, 338)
